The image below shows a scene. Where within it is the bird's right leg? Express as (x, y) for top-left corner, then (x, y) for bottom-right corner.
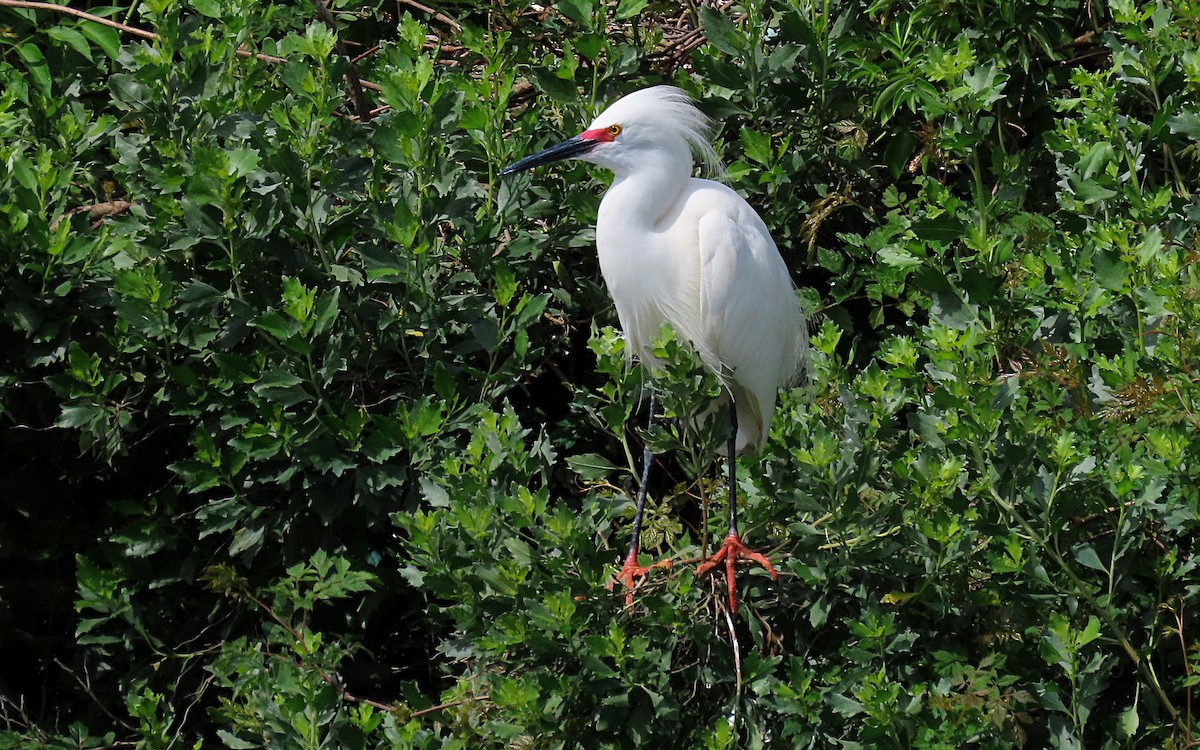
(695, 406), (778, 613)
(608, 391), (672, 605)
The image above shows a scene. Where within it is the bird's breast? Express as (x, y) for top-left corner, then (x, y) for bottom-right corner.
(595, 226), (701, 363)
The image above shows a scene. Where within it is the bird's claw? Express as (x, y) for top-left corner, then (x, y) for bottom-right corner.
(696, 532), (778, 613)
(607, 550), (673, 606)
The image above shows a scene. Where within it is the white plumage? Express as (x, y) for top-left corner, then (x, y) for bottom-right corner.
(502, 85), (808, 611)
(578, 86), (807, 452)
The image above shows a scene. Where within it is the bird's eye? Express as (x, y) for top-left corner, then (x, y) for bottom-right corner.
(607, 124), (622, 137)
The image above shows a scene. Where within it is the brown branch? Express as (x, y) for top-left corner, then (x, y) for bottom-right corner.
(409, 694), (491, 718)
(0, 0), (157, 39)
(317, 671), (398, 714)
(396, 0), (461, 30)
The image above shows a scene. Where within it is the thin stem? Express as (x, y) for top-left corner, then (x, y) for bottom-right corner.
(722, 604), (743, 737)
(986, 485), (1179, 724)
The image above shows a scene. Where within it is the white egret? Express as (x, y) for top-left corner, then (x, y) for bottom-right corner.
(501, 85), (808, 612)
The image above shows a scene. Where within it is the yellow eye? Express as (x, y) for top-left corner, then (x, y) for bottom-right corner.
(607, 124), (622, 137)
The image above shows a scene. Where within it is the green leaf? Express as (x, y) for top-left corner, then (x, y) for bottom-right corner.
(531, 69), (579, 105)
(614, 0), (648, 20)
(48, 26), (94, 61)
(1167, 110), (1200, 139)
(739, 127), (771, 166)
(556, 0), (593, 26)
(1117, 704), (1139, 739)
(700, 7), (746, 55)
(251, 310), (300, 341)
(17, 43), (51, 96)
(911, 216), (966, 242)
(930, 288), (974, 330)
(226, 146), (260, 177)
(1093, 250), (1127, 291)
(1077, 141), (1114, 179)
(494, 264), (517, 307)
(80, 22), (121, 60)
(10, 153), (36, 191)
(1070, 177), (1117, 203)
(191, 0), (223, 18)
(1072, 544), (1107, 572)
(877, 246), (923, 269)
(826, 692), (864, 717)
(310, 288), (340, 336)
(566, 452), (623, 481)
(281, 276), (315, 324)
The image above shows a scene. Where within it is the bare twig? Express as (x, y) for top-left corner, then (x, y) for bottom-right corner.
(721, 603), (743, 738)
(49, 200), (134, 232)
(396, 0), (461, 30)
(409, 693), (491, 718)
(53, 658), (137, 732)
(0, 0), (157, 40)
(317, 671), (398, 713)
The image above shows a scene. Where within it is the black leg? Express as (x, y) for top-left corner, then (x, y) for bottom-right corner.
(696, 403), (778, 613)
(626, 390), (657, 560)
(727, 404), (738, 537)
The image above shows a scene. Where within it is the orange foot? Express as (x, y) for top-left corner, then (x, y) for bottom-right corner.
(607, 549), (673, 606)
(696, 532), (778, 613)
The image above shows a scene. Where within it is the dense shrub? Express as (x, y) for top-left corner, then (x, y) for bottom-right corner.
(1, 0), (1197, 747)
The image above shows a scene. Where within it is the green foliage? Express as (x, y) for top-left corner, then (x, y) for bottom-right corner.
(2, 0), (1199, 747)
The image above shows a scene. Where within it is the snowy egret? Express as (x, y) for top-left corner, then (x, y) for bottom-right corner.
(502, 86), (807, 612)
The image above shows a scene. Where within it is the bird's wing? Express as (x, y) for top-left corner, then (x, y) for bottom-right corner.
(697, 205), (803, 451)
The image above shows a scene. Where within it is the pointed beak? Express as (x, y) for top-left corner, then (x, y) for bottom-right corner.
(500, 134), (597, 176)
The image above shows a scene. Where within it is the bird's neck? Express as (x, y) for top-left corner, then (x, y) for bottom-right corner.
(598, 147), (692, 233)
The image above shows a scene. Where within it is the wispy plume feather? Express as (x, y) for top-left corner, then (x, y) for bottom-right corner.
(604, 86), (726, 179)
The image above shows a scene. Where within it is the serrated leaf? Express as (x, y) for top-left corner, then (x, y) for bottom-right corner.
(826, 692), (864, 716)
(420, 476), (450, 507)
(227, 146), (260, 177)
(878, 246), (923, 269)
(1168, 110), (1200, 139)
(1077, 141), (1114, 179)
(739, 127), (772, 166)
(1116, 704), (1139, 738)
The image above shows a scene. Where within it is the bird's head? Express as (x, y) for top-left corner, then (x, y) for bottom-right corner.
(500, 86), (721, 179)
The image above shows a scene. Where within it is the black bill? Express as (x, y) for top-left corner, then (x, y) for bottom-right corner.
(500, 134), (595, 175)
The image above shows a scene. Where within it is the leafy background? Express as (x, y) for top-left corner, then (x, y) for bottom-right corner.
(1, 0), (1198, 747)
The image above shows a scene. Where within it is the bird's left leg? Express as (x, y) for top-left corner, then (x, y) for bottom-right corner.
(607, 391), (672, 605)
(695, 407), (778, 613)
